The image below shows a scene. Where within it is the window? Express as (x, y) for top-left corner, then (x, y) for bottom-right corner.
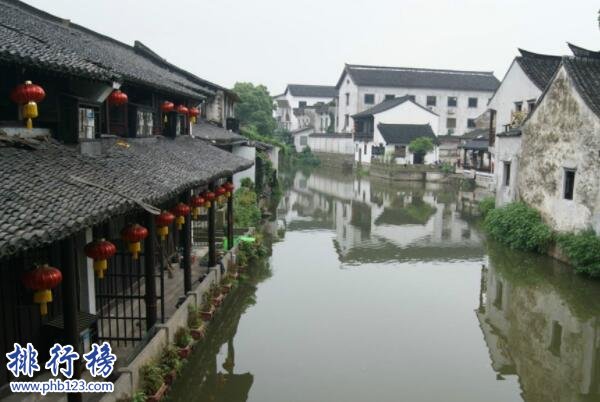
(407, 94), (416, 102)
(299, 101), (307, 108)
(447, 118), (456, 129)
(503, 162), (511, 186)
(426, 96), (437, 106)
(344, 114), (349, 129)
(345, 93), (350, 106)
(385, 94), (395, 101)
(468, 97), (478, 108)
(394, 145), (406, 157)
(363, 143), (367, 154)
(467, 118), (476, 128)
(78, 107), (96, 139)
(447, 97), (457, 107)
(515, 101), (523, 112)
(528, 100), (536, 114)
(300, 136), (308, 146)
(136, 110), (154, 137)
(364, 94), (375, 104)
(564, 169), (576, 200)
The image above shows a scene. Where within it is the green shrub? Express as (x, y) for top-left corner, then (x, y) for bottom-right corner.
(440, 162), (454, 175)
(484, 202), (553, 253)
(187, 304), (201, 329)
(233, 187), (261, 229)
(174, 327), (191, 348)
(139, 364), (163, 396)
(479, 197), (496, 217)
(557, 230), (600, 276)
(159, 345), (182, 375)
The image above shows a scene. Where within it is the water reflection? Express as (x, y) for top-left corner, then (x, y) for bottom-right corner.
(281, 170), (488, 265)
(479, 243), (600, 402)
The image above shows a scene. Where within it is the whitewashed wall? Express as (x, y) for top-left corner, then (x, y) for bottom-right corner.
(232, 144), (256, 188)
(494, 135), (522, 206)
(308, 136), (354, 154)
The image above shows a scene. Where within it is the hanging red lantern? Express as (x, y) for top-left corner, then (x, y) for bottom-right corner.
(121, 223), (148, 260)
(190, 195), (206, 220)
(84, 239), (117, 279)
(160, 101), (174, 123)
(172, 203), (191, 230)
(155, 211), (175, 241)
(21, 264), (62, 316)
(176, 105), (189, 115)
(203, 191), (216, 208)
(10, 81), (45, 129)
(224, 182), (235, 198)
(216, 186), (227, 205)
(108, 90), (128, 106)
(188, 107), (200, 124)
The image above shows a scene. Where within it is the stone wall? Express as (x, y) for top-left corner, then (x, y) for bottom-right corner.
(519, 67), (600, 234)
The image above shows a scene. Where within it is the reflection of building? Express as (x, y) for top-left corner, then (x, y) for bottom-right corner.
(477, 254), (600, 401)
(285, 171), (485, 265)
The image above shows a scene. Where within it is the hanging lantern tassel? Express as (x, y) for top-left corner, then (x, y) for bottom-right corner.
(156, 211), (175, 241)
(191, 195), (205, 220)
(204, 191), (216, 209)
(22, 264), (63, 316)
(216, 186), (227, 205)
(10, 80), (45, 130)
(161, 101), (174, 124)
(84, 239), (117, 279)
(121, 224), (149, 260)
(23, 101), (38, 129)
(224, 182), (235, 198)
(172, 203), (191, 231)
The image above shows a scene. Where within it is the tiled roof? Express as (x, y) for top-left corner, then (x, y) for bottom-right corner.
(461, 139), (489, 150)
(567, 43), (600, 59)
(192, 121), (247, 145)
(308, 133), (352, 138)
(339, 64), (499, 92)
(377, 123), (436, 145)
(563, 56), (600, 118)
(515, 49), (562, 91)
(286, 84), (337, 98)
(353, 95), (437, 119)
(0, 0), (220, 99)
(0, 134), (253, 258)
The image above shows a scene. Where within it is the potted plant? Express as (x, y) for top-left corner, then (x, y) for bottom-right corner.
(220, 277), (233, 294)
(159, 345), (181, 386)
(211, 284), (224, 307)
(187, 304), (205, 340)
(174, 327), (193, 358)
(139, 363), (167, 402)
(200, 293), (215, 321)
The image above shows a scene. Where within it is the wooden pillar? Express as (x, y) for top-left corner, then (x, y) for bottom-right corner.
(144, 213), (158, 329)
(182, 192), (193, 293)
(227, 176), (234, 251)
(60, 235), (82, 402)
(208, 182), (217, 267)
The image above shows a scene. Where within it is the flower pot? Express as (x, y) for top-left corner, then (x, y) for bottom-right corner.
(191, 326), (205, 340)
(164, 369), (177, 386)
(212, 294), (224, 307)
(221, 284), (232, 294)
(200, 306), (215, 321)
(178, 345), (192, 359)
(146, 382), (168, 402)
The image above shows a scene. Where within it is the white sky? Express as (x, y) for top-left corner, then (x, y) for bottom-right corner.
(24, 0), (600, 96)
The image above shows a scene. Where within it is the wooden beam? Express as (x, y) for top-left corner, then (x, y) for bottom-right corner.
(208, 182), (217, 267)
(144, 213), (158, 329)
(181, 192), (192, 293)
(227, 176), (234, 250)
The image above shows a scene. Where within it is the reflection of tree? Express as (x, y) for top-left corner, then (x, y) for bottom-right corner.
(478, 243), (600, 402)
(168, 260), (273, 402)
(375, 196), (436, 226)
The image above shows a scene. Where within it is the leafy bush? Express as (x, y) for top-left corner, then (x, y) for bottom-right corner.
(408, 137), (434, 155)
(557, 230), (600, 276)
(174, 327), (191, 348)
(484, 202), (553, 253)
(233, 187), (261, 229)
(479, 197), (496, 217)
(240, 177), (254, 190)
(139, 364), (163, 396)
(187, 304), (201, 329)
(440, 162), (454, 175)
(293, 147), (320, 167)
(159, 345), (182, 375)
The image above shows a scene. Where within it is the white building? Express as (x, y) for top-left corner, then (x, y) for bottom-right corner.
(489, 49), (561, 206)
(273, 84), (336, 132)
(335, 64), (499, 135)
(351, 96), (439, 164)
(291, 127), (314, 152)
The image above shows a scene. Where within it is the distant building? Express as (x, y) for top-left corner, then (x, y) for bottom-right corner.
(291, 127), (314, 152)
(273, 84), (336, 131)
(351, 96), (439, 164)
(335, 64), (499, 135)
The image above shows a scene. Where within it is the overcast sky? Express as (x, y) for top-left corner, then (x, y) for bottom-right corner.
(24, 0), (600, 95)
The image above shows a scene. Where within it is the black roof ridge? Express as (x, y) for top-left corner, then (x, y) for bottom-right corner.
(517, 48), (562, 60)
(353, 95), (438, 118)
(346, 63), (496, 76)
(566, 42), (600, 59)
(287, 83), (336, 88)
(377, 122), (433, 127)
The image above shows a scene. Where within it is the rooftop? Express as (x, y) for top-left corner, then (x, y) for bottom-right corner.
(515, 49), (562, 91)
(286, 84), (337, 98)
(192, 121), (247, 145)
(353, 95), (435, 118)
(377, 123), (436, 145)
(338, 64), (500, 92)
(562, 56), (600, 118)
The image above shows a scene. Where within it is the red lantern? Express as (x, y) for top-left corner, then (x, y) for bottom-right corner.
(108, 90), (128, 106)
(176, 105), (189, 115)
(121, 224), (148, 260)
(21, 264), (62, 316)
(224, 182), (235, 198)
(216, 186), (227, 205)
(84, 239), (117, 279)
(160, 101), (174, 123)
(190, 195), (206, 220)
(172, 203), (191, 230)
(155, 211), (175, 241)
(203, 191), (216, 208)
(188, 107), (200, 124)
(10, 81), (45, 129)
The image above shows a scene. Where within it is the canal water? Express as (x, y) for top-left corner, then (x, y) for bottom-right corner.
(168, 169), (600, 402)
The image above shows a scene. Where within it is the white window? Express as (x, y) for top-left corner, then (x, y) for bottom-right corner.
(300, 136), (308, 146)
(136, 110), (154, 137)
(78, 107), (96, 139)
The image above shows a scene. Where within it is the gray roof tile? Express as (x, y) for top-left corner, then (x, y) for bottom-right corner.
(515, 49), (562, 91)
(377, 123), (436, 145)
(286, 84), (336, 98)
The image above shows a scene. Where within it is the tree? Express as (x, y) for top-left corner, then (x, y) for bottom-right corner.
(408, 137), (434, 164)
(233, 82), (277, 136)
